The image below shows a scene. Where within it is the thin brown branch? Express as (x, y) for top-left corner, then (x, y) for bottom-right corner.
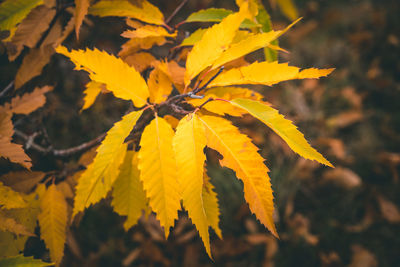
(0, 81), (14, 98)
(165, 0), (188, 25)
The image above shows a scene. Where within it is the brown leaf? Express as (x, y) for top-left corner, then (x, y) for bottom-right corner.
(322, 167), (362, 189)
(327, 111), (363, 129)
(123, 52), (157, 72)
(9, 86), (53, 114)
(75, 0), (90, 39)
(15, 45), (54, 89)
(0, 111), (31, 169)
(8, 5), (56, 61)
(377, 195), (400, 223)
(1, 171), (45, 193)
(0, 212), (35, 236)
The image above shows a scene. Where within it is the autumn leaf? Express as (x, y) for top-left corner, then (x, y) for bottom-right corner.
(74, 0), (90, 39)
(8, 5), (56, 61)
(0, 171), (46, 194)
(276, 0), (299, 21)
(123, 52), (157, 72)
(14, 45), (54, 89)
(199, 115), (277, 236)
(89, 0), (164, 25)
(148, 61), (174, 104)
(138, 116), (181, 238)
(81, 81), (106, 111)
(230, 98), (333, 166)
(0, 110), (32, 168)
(0, 181), (27, 209)
(56, 46), (150, 107)
(73, 110), (143, 216)
(184, 3), (250, 85)
(112, 151), (148, 230)
(38, 184), (67, 265)
(119, 36), (166, 58)
(173, 114), (210, 256)
(202, 173), (222, 238)
(185, 8), (258, 28)
(0, 0), (44, 31)
(121, 25), (176, 39)
(0, 212), (34, 236)
(8, 86), (52, 114)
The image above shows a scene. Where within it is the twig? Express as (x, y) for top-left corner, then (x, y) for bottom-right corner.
(165, 0), (188, 25)
(192, 66), (224, 94)
(197, 97), (214, 110)
(14, 129), (106, 157)
(0, 81), (14, 98)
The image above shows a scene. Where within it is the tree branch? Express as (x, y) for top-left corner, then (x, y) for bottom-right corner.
(0, 81), (14, 98)
(165, 0), (188, 25)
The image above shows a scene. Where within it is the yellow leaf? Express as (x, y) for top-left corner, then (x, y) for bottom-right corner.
(73, 110), (143, 216)
(38, 184), (67, 265)
(188, 87), (263, 116)
(121, 25), (176, 39)
(81, 81), (104, 111)
(163, 115), (179, 129)
(297, 68), (335, 79)
(202, 174), (222, 238)
(123, 52), (157, 72)
(0, 255), (53, 266)
(74, 0), (90, 39)
(138, 116), (180, 238)
(0, 110), (31, 169)
(15, 45), (54, 89)
(0, 212), (33, 236)
(89, 0), (164, 25)
(56, 46), (149, 107)
(209, 61), (299, 87)
(230, 98), (333, 166)
(198, 115), (277, 236)
(276, 0), (299, 21)
(112, 151), (147, 231)
(8, 5), (56, 61)
(118, 36), (166, 58)
(184, 3), (250, 85)
(8, 86), (52, 114)
(0, 0), (44, 31)
(0, 181), (26, 209)
(148, 62), (174, 104)
(173, 114), (211, 256)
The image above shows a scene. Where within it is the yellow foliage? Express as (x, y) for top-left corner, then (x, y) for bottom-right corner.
(202, 174), (222, 238)
(148, 62), (174, 104)
(173, 114), (211, 256)
(0, 0), (43, 31)
(89, 0), (164, 25)
(0, 182), (26, 209)
(199, 115), (277, 236)
(138, 116), (181, 238)
(56, 46), (149, 107)
(184, 3), (250, 85)
(112, 151), (148, 230)
(38, 184), (67, 265)
(73, 110), (143, 216)
(122, 25), (176, 39)
(230, 98), (333, 166)
(81, 81), (107, 111)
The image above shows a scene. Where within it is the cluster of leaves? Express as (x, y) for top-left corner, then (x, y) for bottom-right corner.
(0, 0), (333, 264)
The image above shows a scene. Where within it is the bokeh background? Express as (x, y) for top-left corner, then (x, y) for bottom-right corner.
(1, 0), (400, 266)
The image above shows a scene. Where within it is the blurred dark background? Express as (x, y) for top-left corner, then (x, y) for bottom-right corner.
(1, 0), (400, 266)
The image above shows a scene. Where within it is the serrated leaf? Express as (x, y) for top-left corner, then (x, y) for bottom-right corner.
(230, 98), (333, 166)
(203, 174), (222, 238)
(208, 61), (334, 87)
(138, 116), (180, 238)
(75, 0), (90, 39)
(0, 212), (33, 236)
(56, 46), (149, 107)
(81, 81), (104, 111)
(297, 68), (335, 79)
(0, 254), (53, 267)
(184, 3), (250, 85)
(73, 110), (143, 216)
(121, 25), (176, 39)
(123, 52), (157, 72)
(173, 114), (210, 256)
(231, 98), (333, 167)
(89, 0), (164, 25)
(188, 87), (263, 116)
(119, 36), (166, 58)
(185, 8), (258, 29)
(8, 86), (52, 114)
(0, 110), (31, 169)
(0, 0), (44, 31)
(15, 45), (54, 89)
(0, 182), (26, 209)
(148, 62), (173, 104)
(8, 5), (56, 61)
(112, 151), (147, 230)
(199, 115), (277, 236)
(38, 184), (67, 265)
